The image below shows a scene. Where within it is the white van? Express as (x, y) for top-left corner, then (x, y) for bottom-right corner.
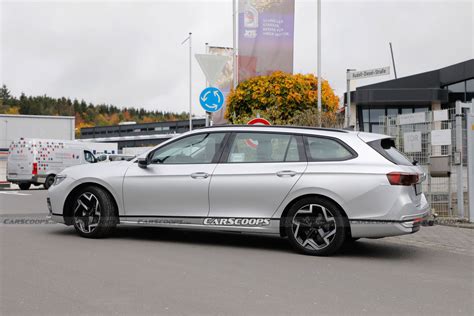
(7, 138), (97, 190)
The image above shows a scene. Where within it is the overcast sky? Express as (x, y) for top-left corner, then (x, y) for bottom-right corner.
(1, 0), (472, 115)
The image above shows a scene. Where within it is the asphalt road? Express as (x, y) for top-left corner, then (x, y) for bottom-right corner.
(1, 188), (473, 315)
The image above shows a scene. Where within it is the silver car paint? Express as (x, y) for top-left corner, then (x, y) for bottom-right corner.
(209, 162), (307, 218)
(48, 126), (430, 238)
(123, 163), (218, 217)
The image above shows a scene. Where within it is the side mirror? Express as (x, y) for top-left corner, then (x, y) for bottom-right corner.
(137, 158), (149, 169)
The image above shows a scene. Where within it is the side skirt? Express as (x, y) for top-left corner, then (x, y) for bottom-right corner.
(118, 216), (281, 234)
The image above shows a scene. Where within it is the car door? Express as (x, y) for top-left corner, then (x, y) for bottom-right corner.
(209, 132), (307, 218)
(123, 132), (228, 217)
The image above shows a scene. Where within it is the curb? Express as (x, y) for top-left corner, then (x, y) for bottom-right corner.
(435, 219), (474, 230)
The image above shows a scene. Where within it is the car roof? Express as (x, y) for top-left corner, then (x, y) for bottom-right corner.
(194, 125), (353, 137)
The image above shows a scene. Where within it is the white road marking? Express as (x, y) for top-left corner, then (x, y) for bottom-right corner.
(0, 191), (31, 196)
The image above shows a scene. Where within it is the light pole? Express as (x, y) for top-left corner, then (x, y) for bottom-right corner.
(181, 32), (193, 131)
(232, 0), (237, 89)
(346, 69), (356, 129)
(317, 0), (322, 127)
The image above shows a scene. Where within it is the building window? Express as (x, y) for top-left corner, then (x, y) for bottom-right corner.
(447, 81), (465, 93)
(387, 108), (399, 117)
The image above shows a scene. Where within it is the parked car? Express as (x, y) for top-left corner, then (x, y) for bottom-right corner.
(47, 126), (429, 256)
(96, 154), (136, 162)
(7, 138), (97, 190)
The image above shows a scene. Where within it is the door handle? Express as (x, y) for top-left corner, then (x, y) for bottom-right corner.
(190, 172), (210, 179)
(276, 170), (297, 177)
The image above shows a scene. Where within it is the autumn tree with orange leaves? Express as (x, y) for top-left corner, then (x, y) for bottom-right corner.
(225, 72), (342, 127)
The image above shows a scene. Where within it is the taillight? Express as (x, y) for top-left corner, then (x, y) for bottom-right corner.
(32, 162), (38, 175)
(386, 172), (419, 186)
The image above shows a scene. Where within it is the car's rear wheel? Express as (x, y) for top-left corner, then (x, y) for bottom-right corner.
(44, 175), (55, 189)
(72, 186), (117, 238)
(18, 183), (31, 190)
(284, 197), (346, 256)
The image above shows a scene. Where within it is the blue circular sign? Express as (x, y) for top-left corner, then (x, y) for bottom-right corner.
(199, 87), (224, 113)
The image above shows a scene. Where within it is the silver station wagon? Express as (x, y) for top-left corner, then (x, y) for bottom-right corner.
(48, 125), (429, 256)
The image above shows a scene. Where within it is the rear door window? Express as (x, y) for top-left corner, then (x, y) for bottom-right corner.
(226, 133), (302, 163)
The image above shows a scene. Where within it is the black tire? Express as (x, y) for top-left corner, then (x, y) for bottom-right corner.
(284, 197), (347, 256)
(18, 183), (31, 190)
(72, 186), (117, 238)
(345, 237), (360, 244)
(44, 175), (55, 189)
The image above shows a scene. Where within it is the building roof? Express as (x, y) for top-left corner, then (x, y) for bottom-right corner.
(347, 59), (474, 106)
(358, 59), (473, 90)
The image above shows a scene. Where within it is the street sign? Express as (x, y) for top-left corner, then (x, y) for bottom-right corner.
(199, 87), (224, 113)
(431, 129), (452, 146)
(246, 118), (271, 148)
(347, 66), (390, 80)
(195, 54), (230, 86)
(398, 112), (426, 125)
(404, 131), (422, 153)
(247, 118), (271, 125)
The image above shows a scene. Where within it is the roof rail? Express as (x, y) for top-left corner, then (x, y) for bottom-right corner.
(202, 124), (349, 133)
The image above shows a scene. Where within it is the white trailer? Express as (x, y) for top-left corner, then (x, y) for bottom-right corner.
(7, 138), (99, 190)
(0, 114), (75, 148)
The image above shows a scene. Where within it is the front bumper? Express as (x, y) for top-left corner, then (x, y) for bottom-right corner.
(46, 197), (65, 224)
(47, 176), (76, 225)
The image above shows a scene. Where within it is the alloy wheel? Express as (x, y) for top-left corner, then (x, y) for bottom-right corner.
(73, 192), (101, 234)
(291, 204), (337, 251)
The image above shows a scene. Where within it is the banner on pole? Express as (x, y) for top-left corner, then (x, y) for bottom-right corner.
(238, 0), (295, 83)
(208, 46), (234, 124)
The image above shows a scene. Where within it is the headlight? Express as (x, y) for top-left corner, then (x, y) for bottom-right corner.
(53, 175), (67, 186)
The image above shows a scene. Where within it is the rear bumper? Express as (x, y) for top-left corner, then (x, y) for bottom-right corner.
(350, 211), (429, 238)
(7, 175), (39, 184)
(350, 194), (430, 238)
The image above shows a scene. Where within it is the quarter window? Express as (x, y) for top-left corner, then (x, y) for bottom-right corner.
(150, 133), (226, 164)
(227, 133), (301, 163)
(305, 136), (354, 161)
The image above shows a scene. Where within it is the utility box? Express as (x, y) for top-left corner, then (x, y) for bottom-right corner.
(430, 155), (451, 177)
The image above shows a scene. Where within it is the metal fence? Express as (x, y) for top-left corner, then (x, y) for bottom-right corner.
(379, 105), (470, 219)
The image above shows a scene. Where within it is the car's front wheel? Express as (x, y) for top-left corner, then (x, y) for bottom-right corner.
(72, 186), (117, 238)
(284, 197), (347, 256)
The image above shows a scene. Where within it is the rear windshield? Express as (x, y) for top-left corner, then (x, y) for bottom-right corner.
(368, 138), (413, 166)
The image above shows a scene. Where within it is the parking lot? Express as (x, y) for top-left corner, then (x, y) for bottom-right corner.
(1, 187), (473, 315)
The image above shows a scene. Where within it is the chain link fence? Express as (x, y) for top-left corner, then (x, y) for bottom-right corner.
(380, 107), (469, 219)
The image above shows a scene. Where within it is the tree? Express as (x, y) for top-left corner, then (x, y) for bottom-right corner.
(0, 86), (189, 130)
(0, 84), (11, 102)
(225, 72), (340, 125)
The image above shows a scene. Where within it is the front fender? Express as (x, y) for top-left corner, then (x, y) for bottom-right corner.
(69, 176), (125, 216)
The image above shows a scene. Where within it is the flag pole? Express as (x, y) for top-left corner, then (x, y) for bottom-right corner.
(182, 32), (193, 131)
(317, 0), (322, 127)
(232, 0), (237, 89)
